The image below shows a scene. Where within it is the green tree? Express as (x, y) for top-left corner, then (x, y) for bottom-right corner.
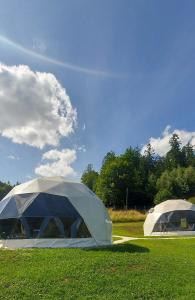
(143, 143), (155, 173)
(184, 166), (195, 196)
(154, 188), (172, 204)
(182, 142), (195, 167)
(155, 166), (195, 204)
(0, 181), (13, 200)
(95, 155), (123, 207)
(83, 138), (195, 208)
(81, 164), (99, 192)
(96, 148), (152, 208)
(165, 134), (185, 169)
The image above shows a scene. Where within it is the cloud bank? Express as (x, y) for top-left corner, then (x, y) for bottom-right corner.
(0, 63), (77, 148)
(142, 126), (195, 156)
(35, 148), (77, 178)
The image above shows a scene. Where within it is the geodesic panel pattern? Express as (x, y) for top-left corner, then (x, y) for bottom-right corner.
(153, 210), (195, 232)
(0, 193), (91, 239)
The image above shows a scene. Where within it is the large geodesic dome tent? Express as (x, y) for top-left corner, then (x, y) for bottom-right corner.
(144, 199), (195, 236)
(0, 177), (112, 248)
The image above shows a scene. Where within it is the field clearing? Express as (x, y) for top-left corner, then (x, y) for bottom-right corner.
(1, 239), (195, 299)
(108, 208), (146, 223)
(1, 210), (194, 299)
(113, 221), (144, 237)
(110, 209), (146, 238)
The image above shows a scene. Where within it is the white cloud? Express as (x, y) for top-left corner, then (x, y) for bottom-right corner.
(74, 144), (86, 153)
(142, 126), (195, 156)
(0, 63), (77, 148)
(7, 155), (20, 160)
(35, 148), (77, 178)
(78, 145), (86, 152)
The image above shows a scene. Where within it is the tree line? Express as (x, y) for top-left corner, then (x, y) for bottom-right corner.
(81, 134), (195, 208)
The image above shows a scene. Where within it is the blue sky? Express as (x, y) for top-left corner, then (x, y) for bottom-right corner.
(0, 0), (195, 183)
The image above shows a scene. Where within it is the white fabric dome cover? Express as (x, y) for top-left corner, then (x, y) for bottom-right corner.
(144, 199), (195, 236)
(0, 177), (112, 248)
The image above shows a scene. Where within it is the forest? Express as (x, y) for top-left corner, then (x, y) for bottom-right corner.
(81, 134), (195, 208)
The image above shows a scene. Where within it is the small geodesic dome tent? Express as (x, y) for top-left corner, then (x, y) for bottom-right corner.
(0, 177), (112, 248)
(144, 199), (195, 236)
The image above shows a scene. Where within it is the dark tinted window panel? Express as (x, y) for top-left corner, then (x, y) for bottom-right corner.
(27, 217), (44, 238)
(39, 219), (62, 238)
(0, 192), (92, 239)
(77, 221), (91, 238)
(24, 193), (80, 219)
(153, 210), (195, 232)
(0, 219), (27, 239)
(60, 218), (75, 238)
(0, 199), (19, 219)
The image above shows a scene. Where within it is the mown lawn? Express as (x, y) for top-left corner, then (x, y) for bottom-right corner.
(113, 221), (144, 237)
(1, 239), (195, 299)
(112, 221), (195, 239)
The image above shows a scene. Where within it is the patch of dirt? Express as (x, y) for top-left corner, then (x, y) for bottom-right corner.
(64, 277), (70, 284)
(127, 264), (145, 270)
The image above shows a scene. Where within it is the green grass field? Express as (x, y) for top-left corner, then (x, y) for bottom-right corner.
(113, 221), (144, 237)
(1, 238), (195, 299)
(1, 221), (195, 299)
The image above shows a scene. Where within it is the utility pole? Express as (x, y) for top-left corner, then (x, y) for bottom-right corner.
(125, 187), (128, 210)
